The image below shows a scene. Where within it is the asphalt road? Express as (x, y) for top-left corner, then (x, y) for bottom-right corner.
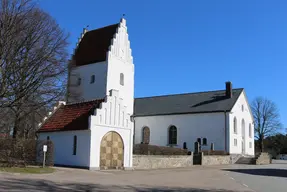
(0, 161), (286, 191)
(223, 160), (287, 192)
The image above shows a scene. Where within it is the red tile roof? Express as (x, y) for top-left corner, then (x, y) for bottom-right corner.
(38, 99), (104, 132)
(73, 23), (119, 66)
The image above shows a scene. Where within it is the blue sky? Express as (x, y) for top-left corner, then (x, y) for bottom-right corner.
(39, 0), (286, 129)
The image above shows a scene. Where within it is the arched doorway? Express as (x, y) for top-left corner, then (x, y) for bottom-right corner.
(100, 131), (124, 169)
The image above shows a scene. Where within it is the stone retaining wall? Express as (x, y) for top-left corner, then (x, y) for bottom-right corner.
(202, 155), (231, 165)
(133, 155), (193, 169)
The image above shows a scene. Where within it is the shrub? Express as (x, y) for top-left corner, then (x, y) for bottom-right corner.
(133, 144), (188, 155)
(201, 150), (229, 156)
(0, 139), (54, 167)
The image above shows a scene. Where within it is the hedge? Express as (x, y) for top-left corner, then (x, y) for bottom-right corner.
(201, 150), (229, 156)
(133, 144), (189, 155)
(0, 139), (54, 167)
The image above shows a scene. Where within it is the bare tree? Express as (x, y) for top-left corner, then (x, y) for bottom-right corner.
(251, 97), (282, 152)
(0, 0), (69, 138)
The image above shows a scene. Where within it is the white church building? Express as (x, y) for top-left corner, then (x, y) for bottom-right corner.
(38, 18), (255, 170)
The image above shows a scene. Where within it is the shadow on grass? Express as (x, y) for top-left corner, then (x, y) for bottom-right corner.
(1, 178), (243, 192)
(224, 168), (287, 178)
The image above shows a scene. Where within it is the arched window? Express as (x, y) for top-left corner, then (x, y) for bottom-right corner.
(90, 75), (95, 84)
(203, 138), (207, 145)
(233, 117), (237, 134)
(168, 125), (177, 145)
(197, 138), (201, 145)
(120, 73), (124, 86)
(183, 142), (187, 149)
(73, 135), (77, 155)
(249, 123), (252, 138)
(47, 136), (50, 140)
(241, 119), (245, 137)
(77, 78), (81, 86)
(142, 126), (150, 144)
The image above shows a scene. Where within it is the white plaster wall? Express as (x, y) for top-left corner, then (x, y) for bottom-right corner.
(134, 113), (227, 152)
(38, 130), (91, 167)
(68, 61), (108, 102)
(229, 91), (254, 156)
(89, 125), (133, 169)
(106, 18), (134, 115)
(67, 18), (134, 116)
(89, 89), (134, 169)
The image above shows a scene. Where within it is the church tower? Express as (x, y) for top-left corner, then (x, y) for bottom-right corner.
(67, 18), (134, 115)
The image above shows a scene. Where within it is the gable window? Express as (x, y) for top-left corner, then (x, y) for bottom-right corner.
(120, 73), (124, 86)
(233, 117), (237, 134)
(241, 105), (244, 112)
(73, 135), (77, 155)
(197, 138), (201, 145)
(168, 125), (177, 145)
(142, 126), (150, 144)
(77, 78), (81, 86)
(202, 138), (207, 145)
(241, 119), (245, 137)
(234, 139), (237, 146)
(47, 136), (50, 140)
(90, 75), (95, 84)
(249, 123), (252, 138)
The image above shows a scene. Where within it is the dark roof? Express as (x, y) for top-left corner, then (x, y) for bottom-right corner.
(73, 24), (119, 66)
(38, 99), (104, 132)
(134, 89), (244, 117)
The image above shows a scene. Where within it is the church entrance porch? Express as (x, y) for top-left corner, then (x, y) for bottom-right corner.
(100, 131), (124, 169)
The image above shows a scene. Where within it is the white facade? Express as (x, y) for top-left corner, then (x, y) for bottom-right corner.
(67, 18), (134, 115)
(89, 89), (133, 169)
(39, 90), (134, 169)
(134, 113), (226, 152)
(38, 130), (91, 167)
(39, 18), (134, 170)
(228, 91), (254, 156)
(68, 61), (108, 102)
(134, 91), (255, 156)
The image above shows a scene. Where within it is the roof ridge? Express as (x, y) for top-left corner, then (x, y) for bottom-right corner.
(87, 23), (119, 33)
(135, 88), (244, 100)
(66, 98), (105, 106)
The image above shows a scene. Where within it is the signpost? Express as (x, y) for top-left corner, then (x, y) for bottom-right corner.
(43, 145), (47, 167)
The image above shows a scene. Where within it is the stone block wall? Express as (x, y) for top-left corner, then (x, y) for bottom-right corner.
(133, 155), (193, 169)
(201, 155), (231, 166)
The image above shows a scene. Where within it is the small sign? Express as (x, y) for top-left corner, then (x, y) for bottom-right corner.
(43, 145), (47, 152)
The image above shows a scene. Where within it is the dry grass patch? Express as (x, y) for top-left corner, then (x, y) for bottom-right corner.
(0, 167), (55, 174)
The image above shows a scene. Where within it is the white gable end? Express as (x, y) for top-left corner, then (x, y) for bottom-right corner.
(229, 90), (254, 156)
(90, 89), (131, 129)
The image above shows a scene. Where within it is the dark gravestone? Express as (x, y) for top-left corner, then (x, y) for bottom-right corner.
(194, 142), (199, 154)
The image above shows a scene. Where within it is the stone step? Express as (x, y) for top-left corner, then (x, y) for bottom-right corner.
(235, 157), (256, 164)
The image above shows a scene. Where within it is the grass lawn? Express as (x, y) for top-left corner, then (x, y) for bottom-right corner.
(0, 167), (55, 174)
